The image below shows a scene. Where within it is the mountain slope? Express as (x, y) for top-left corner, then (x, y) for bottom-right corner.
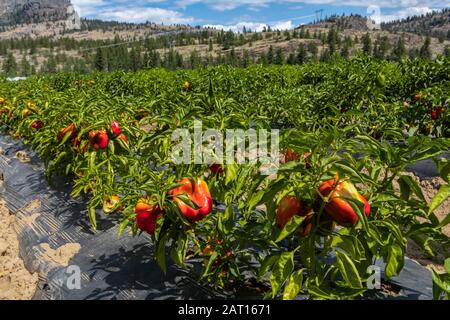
(0, 0), (71, 25)
(382, 9), (450, 38)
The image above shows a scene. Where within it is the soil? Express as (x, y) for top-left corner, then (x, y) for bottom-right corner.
(392, 174), (450, 273)
(0, 198), (38, 300)
(37, 243), (81, 267)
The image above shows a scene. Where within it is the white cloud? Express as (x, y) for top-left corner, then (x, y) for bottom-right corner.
(176, 0), (272, 11)
(97, 7), (194, 24)
(373, 6), (434, 23)
(176, 0), (447, 11)
(204, 20), (293, 32)
(70, 0), (105, 16)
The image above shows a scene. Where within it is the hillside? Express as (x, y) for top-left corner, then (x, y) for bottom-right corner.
(302, 14), (372, 31)
(0, 0), (72, 25)
(0, 7), (449, 76)
(382, 8), (450, 39)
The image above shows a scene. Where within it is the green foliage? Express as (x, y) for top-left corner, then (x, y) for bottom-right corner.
(0, 57), (449, 299)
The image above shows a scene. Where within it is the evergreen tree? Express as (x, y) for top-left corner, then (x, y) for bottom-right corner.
(94, 48), (107, 71)
(208, 38), (213, 52)
(20, 55), (31, 76)
(419, 36), (432, 59)
(340, 44), (350, 59)
(327, 29), (338, 55)
(45, 54), (57, 73)
(307, 42), (318, 61)
(297, 44), (308, 64)
(266, 46), (274, 64)
(286, 53), (296, 65)
(320, 48), (331, 62)
(444, 46), (450, 57)
(362, 33), (372, 55)
(391, 36), (406, 61)
(274, 48), (284, 65)
(242, 49), (250, 67)
(2, 53), (17, 77)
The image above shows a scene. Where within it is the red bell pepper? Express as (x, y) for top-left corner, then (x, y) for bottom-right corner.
(276, 195), (313, 236)
(318, 176), (370, 227)
(57, 123), (76, 143)
(169, 178), (213, 221)
(209, 164), (224, 174)
(135, 197), (163, 235)
(31, 120), (44, 130)
(89, 129), (109, 150)
(111, 120), (121, 136)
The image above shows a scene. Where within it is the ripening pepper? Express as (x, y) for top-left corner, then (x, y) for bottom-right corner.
(118, 133), (128, 145)
(57, 123), (76, 143)
(103, 195), (121, 214)
(135, 197), (163, 235)
(209, 163), (224, 174)
(318, 176), (370, 227)
(414, 92), (424, 101)
(281, 148), (311, 169)
(282, 148), (299, 163)
(169, 178), (213, 221)
(276, 195), (314, 236)
(89, 129), (109, 150)
(183, 81), (191, 91)
(31, 120), (44, 130)
(72, 136), (89, 153)
(111, 121), (121, 136)
(431, 106), (443, 120)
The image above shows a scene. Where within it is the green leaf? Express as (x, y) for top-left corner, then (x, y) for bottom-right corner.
(175, 193), (201, 210)
(247, 189), (265, 212)
(270, 252), (294, 298)
(432, 269), (450, 300)
(398, 177), (411, 200)
(261, 180), (285, 205)
(399, 175), (425, 202)
(445, 258), (450, 274)
(225, 163), (239, 185)
(171, 232), (188, 268)
(432, 273), (444, 300)
(88, 206), (97, 231)
(333, 162), (365, 184)
(283, 269), (304, 300)
(58, 130), (73, 146)
(202, 251), (219, 278)
(335, 251), (363, 289)
(257, 255), (279, 280)
(117, 218), (129, 239)
(429, 185), (450, 215)
(275, 215), (305, 242)
(438, 161), (450, 183)
(438, 213), (450, 229)
(307, 284), (338, 300)
(385, 243), (404, 279)
(332, 234), (365, 261)
(156, 234), (168, 274)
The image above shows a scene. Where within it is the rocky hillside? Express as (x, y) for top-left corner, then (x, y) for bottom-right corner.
(382, 9), (450, 39)
(302, 14), (372, 31)
(0, 0), (72, 25)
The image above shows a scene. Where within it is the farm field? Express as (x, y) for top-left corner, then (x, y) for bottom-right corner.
(0, 56), (449, 300)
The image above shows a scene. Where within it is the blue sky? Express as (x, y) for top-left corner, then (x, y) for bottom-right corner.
(71, 1), (449, 31)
